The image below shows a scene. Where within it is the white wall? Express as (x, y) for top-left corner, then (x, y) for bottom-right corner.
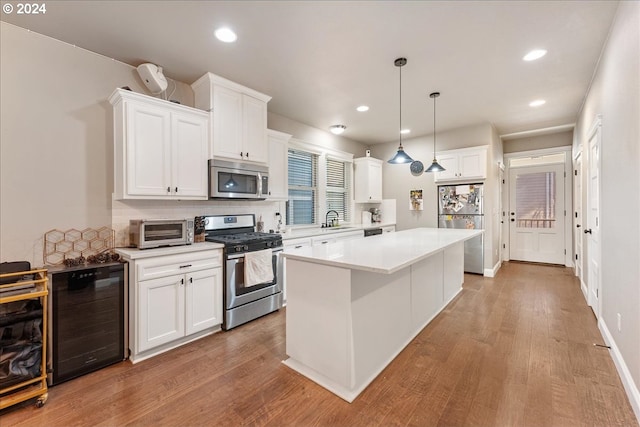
(573, 1), (640, 417)
(503, 130), (573, 154)
(368, 122), (504, 273)
(0, 23), (188, 265)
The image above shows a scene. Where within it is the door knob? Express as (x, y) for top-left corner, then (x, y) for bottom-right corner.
(584, 229), (592, 234)
(510, 219), (515, 222)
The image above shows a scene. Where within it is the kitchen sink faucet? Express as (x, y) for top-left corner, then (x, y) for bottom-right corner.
(325, 210), (339, 227)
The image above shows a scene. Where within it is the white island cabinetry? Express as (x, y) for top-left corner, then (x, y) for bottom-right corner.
(109, 88), (209, 200)
(282, 228), (481, 402)
(116, 244), (223, 363)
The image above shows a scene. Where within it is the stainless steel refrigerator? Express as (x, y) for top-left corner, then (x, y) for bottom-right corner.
(438, 183), (484, 274)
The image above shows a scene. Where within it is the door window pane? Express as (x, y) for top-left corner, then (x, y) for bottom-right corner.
(515, 172), (556, 228)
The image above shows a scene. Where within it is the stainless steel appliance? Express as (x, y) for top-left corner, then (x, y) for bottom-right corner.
(364, 227), (382, 237)
(209, 159), (269, 200)
(47, 262), (127, 385)
(129, 218), (194, 249)
(438, 183), (484, 274)
(369, 208), (382, 223)
(204, 214), (282, 330)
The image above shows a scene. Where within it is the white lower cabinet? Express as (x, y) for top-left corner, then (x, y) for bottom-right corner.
(381, 225), (396, 233)
(120, 247), (223, 363)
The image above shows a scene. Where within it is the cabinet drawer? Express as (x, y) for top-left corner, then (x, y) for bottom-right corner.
(283, 237), (311, 249)
(137, 250), (222, 282)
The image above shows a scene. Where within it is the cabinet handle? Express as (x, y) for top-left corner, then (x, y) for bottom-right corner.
(179, 264), (192, 269)
(175, 187), (178, 193)
(180, 278), (184, 285)
(321, 241), (329, 244)
(294, 245), (303, 249)
(167, 187), (171, 193)
(240, 152), (244, 157)
(189, 277), (193, 283)
(246, 152), (249, 158)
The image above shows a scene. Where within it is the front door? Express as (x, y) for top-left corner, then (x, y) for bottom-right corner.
(586, 121), (601, 317)
(509, 163), (565, 264)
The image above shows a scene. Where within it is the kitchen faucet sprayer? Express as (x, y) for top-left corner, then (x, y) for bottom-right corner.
(324, 210), (339, 228)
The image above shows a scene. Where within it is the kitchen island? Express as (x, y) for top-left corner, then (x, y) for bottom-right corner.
(281, 227), (482, 402)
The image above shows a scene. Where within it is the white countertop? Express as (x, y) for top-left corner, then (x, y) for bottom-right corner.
(115, 241), (224, 260)
(281, 223), (395, 240)
(281, 228), (482, 274)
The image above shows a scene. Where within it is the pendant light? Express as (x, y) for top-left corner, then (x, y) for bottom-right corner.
(425, 91), (445, 173)
(387, 58), (413, 164)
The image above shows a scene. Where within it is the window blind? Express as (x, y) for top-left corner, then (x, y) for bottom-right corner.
(287, 149), (318, 225)
(326, 158), (351, 222)
(515, 171), (556, 228)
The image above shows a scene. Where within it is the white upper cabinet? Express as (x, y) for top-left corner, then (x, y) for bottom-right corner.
(109, 89), (209, 200)
(354, 157), (383, 203)
(192, 73), (271, 164)
(433, 146), (488, 182)
(267, 129), (292, 200)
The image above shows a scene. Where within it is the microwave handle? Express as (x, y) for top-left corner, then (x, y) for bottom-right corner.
(257, 172), (263, 198)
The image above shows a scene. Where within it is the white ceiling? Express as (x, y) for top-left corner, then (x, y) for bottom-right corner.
(2, 1), (619, 144)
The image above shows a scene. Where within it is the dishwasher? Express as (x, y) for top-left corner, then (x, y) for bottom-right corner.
(364, 227), (383, 237)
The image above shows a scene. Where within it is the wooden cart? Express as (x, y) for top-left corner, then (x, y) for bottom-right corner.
(0, 268), (49, 409)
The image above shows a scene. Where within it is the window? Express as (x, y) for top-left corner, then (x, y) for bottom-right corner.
(287, 149), (318, 225)
(326, 158), (351, 222)
(515, 171), (557, 228)
(286, 140), (353, 227)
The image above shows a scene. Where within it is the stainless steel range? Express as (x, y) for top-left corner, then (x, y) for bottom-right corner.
(204, 214), (282, 330)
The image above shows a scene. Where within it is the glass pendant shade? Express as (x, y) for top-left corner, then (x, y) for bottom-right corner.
(425, 91), (445, 173)
(388, 146), (413, 164)
(425, 159), (445, 172)
(388, 57), (413, 164)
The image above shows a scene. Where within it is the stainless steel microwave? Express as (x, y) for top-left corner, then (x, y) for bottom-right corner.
(129, 219), (194, 249)
(209, 159), (269, 200)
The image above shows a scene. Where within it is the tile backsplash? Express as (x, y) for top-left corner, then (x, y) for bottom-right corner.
(112, 198), (286, 247)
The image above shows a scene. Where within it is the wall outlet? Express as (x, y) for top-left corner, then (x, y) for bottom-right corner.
(617, 313), (622, 332)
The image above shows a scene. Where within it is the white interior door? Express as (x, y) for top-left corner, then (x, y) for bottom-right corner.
(574, 152), (584, 283)
(586, 122), (601, 317)
(509, 163), (565, 264)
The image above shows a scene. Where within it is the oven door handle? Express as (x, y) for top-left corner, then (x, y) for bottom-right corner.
(227, 247), (283, 260)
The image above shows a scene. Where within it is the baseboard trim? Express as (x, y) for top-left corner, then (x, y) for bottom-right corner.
(599, 319), (640, 423)
(484, 260), (501, 278)
(580, 278), (587, 302)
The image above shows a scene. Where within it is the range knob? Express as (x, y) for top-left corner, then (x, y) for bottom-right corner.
(243, 245), (249, 251)
(266, 241), (272, 247)
(234, 246), (243, 252)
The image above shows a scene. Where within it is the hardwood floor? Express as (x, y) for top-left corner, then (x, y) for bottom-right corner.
(2, 262), (637, 426)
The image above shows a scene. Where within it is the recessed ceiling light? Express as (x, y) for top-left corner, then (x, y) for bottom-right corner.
(523, 49), (547, 61)
(400, 129), (411, 135)
(329, 125), (346, 135)
(215, 27), (237, 43)
(356, 105), (369, 112)
(529, 99), (546, 107)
